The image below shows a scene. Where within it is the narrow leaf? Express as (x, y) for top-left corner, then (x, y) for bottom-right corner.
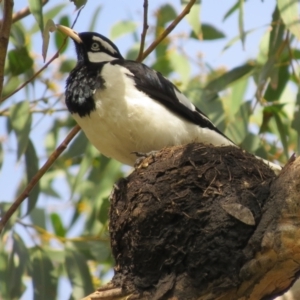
(65, 246), (94, 299)
(277, 0), (300, 40)
(110, 21), (137, 40)
(42, 19), (56, 62)
(88, 6), (102, 31)
(9, 101), (32, 160)
(203, 63), (254, 102)
(28, 0), (44, 32)
(25, 139), (40, 214)
(70, 0), (87, 9)
(181, 0), (201, 37)
(238, 0), (245, 48)
(30, 248), (57, 300)
(50, 213), (66, 237)
(8, 47), (33, 76)
(190, 24), (225, 40)
(223, 1), (239, 21)
(54, 16), (69, 55)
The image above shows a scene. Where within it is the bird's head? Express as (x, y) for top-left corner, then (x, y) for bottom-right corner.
(57, 25), (123, 64)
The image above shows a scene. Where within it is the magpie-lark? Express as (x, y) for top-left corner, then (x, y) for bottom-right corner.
(57, 25), (281, 174)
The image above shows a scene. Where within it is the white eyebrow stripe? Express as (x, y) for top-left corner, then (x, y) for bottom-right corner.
(88, 52), (116, 63)
(92, 36), (117, 54)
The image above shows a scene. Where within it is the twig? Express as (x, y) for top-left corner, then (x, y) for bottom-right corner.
(140, 0), (197, 61)
(0, 0), (13, 98)
(0, 0), (48, 27)
(0, 42), (65, 103)
(136, 0), (149, 63)
(0, 125), (81, 234)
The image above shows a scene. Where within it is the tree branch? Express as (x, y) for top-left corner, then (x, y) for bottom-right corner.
(0, 0), (48, 28)
(136, 0), (149, 63)
(0, 0), (13, 98)
(0, 125), (81, 234)
(140, 0), (197, 61)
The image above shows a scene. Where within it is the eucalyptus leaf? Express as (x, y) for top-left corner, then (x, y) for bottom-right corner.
(110, 21), (137, 40)
(8, 47), (33, 76)
(181, 0), (201, 37)
(65, 246), (94, 298)
(30, 248), (57, 300)
(277, 0), (300, 40)
(28, 0), (44, 32)
(9, 101), (32, 160)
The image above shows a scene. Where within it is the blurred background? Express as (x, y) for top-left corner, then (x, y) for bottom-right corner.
(0, 0), (299, 299)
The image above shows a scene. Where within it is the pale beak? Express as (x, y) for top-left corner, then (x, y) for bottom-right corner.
(56, 25), (82, 43)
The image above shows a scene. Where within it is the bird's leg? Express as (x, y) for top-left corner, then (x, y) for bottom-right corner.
(132, 150), (158, 168)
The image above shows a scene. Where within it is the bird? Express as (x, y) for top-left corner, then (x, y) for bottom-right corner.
(57, 25), (281, 174)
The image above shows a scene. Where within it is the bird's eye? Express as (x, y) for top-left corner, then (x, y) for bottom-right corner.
(91, 42), (100, 51)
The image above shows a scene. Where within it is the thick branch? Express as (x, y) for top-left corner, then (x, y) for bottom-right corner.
(0, 0), (13, 98)
(80, 144), (300, 300)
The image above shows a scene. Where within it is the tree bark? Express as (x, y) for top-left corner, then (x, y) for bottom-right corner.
(81, 143), (300, 300)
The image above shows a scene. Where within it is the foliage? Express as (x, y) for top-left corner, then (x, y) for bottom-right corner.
(0, 0), (299, 299)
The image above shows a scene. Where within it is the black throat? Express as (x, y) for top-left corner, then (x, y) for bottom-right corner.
(65, 62), (105, 117)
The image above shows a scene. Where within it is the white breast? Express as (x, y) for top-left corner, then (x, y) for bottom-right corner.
(72, 63), (234, 166)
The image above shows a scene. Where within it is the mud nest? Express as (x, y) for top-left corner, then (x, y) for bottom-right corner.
(109, 143), (276, 300)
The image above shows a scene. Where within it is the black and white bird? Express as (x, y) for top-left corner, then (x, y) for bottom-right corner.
(57, 25), (281, 174)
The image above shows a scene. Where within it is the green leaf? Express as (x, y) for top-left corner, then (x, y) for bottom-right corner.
(88, 5), (102, 31)
(277, 0), (300, 40)
(42, 19), (56, 61)
(9, 101), (32, 160)
(274, 112), (289, 158)
(28, 0), (44, 32)
(169, 50), (191, 86)
(71, 240), (110, 262)
(29, 207), (46, 229)
(62, 130), (89, 160)
(70, 0), (87, 9)
(25, 139), (40, 214)
(55, 16), (70, 54)
(155, 4), (177, 64)
(0, 202), (20, 232)
(241, 133), (261, 153)
(59, 59), (76, 73)
(110, 21), (137, 40)
(193, 23), (225, 40)
(157, 4), (177, 28)
(30, 248), (57, 300)
(264, 62), (290, 102)
(7, 233), (28, 299)
(228, 76), (248, 120)
(223, 1), (239, 21)
(39, 171), (61, 199)
(222, 28), (256, 52)
(8, 47), (33, 76)
(181, 0), (201, 37)
(203, 63), (254, 102)
(29, 4), (67, 34)
(65, 246), (94, 299)
(238, 0), (245, 48)
(50, 213), (66, 237)
(10, 23), (26, 47)
(0, 251), (9, 299)
(1, 76), (20, 98)
(225, 101), (251, 144)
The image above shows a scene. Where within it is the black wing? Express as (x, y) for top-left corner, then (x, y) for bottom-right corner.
(111, 59), (233, 143)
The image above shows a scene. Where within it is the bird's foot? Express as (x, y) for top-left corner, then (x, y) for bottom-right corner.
(132, 150), (158, 168)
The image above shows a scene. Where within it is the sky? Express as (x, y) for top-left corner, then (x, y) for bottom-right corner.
(1, 1), (285, 299)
